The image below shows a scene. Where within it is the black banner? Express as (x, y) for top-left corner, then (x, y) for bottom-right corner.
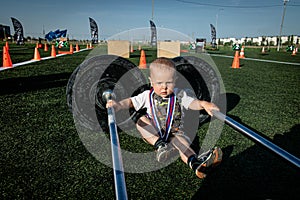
(210, 24), (216, 48)
(89, 17), (98, 44)
(150, 20), (157, 47)
(11, 17), (24, 45)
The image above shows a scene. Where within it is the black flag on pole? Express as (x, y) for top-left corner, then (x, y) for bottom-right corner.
(150, 20), (157, 47)
(89, 17), (98, 44)
(210, 24), (217, 48)
(11, 17), (24, 45)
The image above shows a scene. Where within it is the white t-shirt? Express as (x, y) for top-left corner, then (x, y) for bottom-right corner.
(130, 89), (195, 119)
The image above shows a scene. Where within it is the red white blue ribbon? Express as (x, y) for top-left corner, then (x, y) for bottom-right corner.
(149, 88), (176, 141)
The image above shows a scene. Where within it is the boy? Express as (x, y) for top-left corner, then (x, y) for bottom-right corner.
(106, 57), (222, 178)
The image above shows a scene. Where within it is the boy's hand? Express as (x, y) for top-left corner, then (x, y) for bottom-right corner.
(201, 101), (219, 116)
(106, 100), (120, 111)
(105, 98), (132, 112)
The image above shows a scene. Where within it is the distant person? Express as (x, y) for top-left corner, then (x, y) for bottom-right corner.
(106, 57), (222, 178)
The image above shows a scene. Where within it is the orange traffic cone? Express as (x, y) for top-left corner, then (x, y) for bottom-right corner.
(239, 46), (245, 58)
(44, 43), (48, 51)
(139, 50), (147, 69)
(5, 41), (9, 51)
(69, 44), (73, 54)
(2, 46), (13, 67)
(292, 48), (296, 56)
(51, 45), (56, 57)
(231, 51), (240, 69)
(76, 44), (80, 52)
(32, 47), (41, 61)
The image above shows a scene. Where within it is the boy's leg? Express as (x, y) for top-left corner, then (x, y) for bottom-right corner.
(136, 116), (174, 162)
(169, 133), (195, 164)
(169, 133), (223, 179)
(136, 116), (159, 145)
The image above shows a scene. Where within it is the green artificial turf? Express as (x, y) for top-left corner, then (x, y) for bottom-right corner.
(0, 44), (299, 199)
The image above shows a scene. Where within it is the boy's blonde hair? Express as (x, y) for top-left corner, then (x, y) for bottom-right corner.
(149, 57), (176, 78)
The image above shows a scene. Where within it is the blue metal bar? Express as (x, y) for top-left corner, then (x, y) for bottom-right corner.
(212, 110), (300, 168)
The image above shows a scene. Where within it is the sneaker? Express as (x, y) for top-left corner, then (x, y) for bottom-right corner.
(156, 142), (168, 162)
(156, 143), (177, 162)
(195, 147), (223, 179)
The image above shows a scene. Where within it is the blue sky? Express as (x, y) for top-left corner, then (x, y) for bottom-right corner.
(1, 0), (299, 41)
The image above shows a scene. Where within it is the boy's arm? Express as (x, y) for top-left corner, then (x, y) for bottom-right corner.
(106, 98), (133, 112)
(188, 99), (219, 116)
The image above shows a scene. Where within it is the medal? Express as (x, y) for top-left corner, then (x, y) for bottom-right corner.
(149, 88), (176, 141)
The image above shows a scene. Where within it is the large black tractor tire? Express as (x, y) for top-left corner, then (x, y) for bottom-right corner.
(172, 56), (221, 124)
(66, 55), (148, 132)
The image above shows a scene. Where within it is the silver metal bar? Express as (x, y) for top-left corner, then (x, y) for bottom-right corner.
(103, 90), (128, 200)
(212, 110), (300, 168)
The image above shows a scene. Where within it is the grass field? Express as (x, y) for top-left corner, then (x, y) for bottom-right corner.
(0, 43), (299, 199)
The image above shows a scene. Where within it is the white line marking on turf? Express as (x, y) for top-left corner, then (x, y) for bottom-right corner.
(0, 48), (91, 71)
(209, 54), (300, 66)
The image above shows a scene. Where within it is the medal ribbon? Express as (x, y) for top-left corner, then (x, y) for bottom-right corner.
(149, 88), (176, 141)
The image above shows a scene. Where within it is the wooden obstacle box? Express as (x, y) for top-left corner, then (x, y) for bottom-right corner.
(107, 40), (130, 58)
(157, 41), (180, 58)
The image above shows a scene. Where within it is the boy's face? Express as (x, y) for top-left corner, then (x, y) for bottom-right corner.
(149, 67), (176, 98)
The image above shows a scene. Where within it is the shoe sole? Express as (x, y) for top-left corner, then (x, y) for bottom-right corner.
(211, 147), (223, 167)
(195, 147), (223, 179)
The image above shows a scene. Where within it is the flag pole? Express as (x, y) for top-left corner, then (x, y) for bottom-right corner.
(152, 0), (154, 20)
